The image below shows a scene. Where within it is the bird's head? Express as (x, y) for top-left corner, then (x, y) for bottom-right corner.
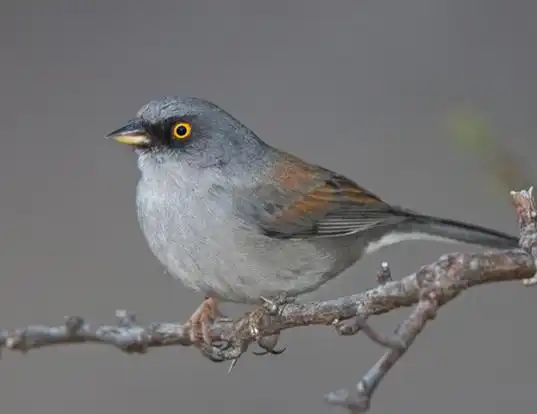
(106, 96), (264, 167)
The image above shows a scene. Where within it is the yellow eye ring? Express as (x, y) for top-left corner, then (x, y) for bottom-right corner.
(172, 122), (192, 140)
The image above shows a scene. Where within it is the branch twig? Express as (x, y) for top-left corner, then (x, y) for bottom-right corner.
(1, 188), (536, 413)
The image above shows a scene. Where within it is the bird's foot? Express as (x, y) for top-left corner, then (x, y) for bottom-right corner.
(186, 297), (224, 346)
(248, 293), (293, 356)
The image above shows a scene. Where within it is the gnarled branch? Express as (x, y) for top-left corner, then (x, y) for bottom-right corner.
(1, 188), (536, 413)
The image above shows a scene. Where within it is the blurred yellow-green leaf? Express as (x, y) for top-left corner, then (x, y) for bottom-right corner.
(448, 107), (533, 193)
(449, 109), (492, 153)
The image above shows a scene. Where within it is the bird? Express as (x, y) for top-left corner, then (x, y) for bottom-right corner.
(106, 96), (519, 346)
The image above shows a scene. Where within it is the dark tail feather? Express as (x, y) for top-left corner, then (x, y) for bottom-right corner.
(405, 213), (520, 250)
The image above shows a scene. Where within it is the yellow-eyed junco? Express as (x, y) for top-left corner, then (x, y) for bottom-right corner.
(106, 96), (519, 345)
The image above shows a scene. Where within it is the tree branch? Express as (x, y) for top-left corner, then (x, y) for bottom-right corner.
(1, 188), (536, 413)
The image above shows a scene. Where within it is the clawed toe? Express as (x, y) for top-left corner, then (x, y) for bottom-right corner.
(193, 294), (291, 364)
(252, 334), (287, 356)
(186, 297), (224, 345)
(248, 293), (292, 357)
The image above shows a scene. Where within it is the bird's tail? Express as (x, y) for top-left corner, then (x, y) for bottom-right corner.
(403, 212), (519, 250)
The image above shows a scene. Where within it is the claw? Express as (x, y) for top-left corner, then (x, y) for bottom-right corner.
(241, 294), (294, 356)
(199, 341), (245, 363)
(211, 339), (232, 350)
(199, 344), (228, 363)
(227, 358), (239, 374)
(252, 346), (287, 356)
(252, 333), (287, 356)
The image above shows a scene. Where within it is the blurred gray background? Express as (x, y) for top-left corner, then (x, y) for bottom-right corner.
(1, 1), (536, 413)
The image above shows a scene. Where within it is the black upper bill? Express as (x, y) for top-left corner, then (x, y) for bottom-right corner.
(106, 119), (151, 146)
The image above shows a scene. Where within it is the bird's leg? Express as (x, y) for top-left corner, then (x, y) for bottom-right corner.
(187, 296), (223, 345)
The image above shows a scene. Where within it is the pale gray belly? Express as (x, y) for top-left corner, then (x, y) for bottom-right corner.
(135, 179), (362, 303)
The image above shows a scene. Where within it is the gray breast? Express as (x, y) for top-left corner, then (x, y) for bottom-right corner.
(134, 154), (359, 303)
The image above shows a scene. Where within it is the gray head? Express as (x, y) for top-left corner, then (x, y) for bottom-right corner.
(106, 96), (265, 167)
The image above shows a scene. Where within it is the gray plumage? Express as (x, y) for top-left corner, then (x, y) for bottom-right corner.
(107, 96), (520, 305)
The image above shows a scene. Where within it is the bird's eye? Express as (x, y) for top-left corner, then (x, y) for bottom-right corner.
(171, 122), (192, 140)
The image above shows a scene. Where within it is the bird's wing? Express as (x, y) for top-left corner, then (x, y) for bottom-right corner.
(234, 155), (408, 239)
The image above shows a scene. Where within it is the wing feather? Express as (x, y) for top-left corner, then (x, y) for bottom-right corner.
(235, 156), (408, 239)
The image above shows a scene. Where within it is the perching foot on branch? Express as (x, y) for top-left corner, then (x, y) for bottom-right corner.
(246, 292), (292, 356)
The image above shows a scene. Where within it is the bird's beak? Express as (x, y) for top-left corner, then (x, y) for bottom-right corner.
(105, 119), (151, 146)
